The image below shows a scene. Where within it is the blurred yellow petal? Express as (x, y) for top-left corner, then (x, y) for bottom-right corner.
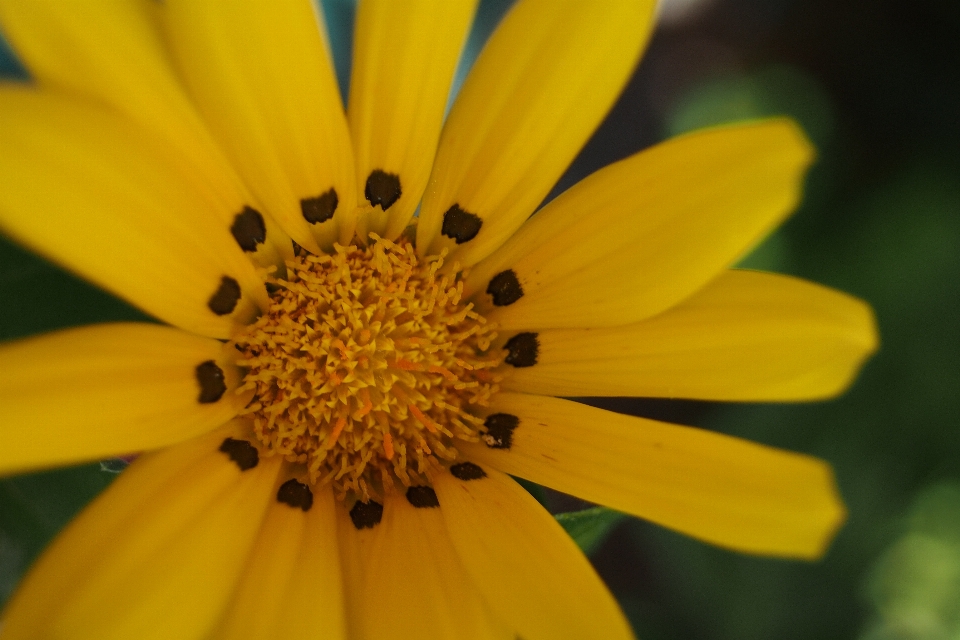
(162, 0), (358, 252)
(0, 87), (268, 338)
(211, 483), (346, 640)
(502, 270), (878, 400)
(466, 120), (815, 329)
(0, 0), (291, 268)
(348, 0), (477, 240)
(417, 0), (656, 267)
(434, 465), (634, 640)
(338, 493), (509, 640)
(461, 394), (846, 558)
(0, 425), (282, 640)
(0, 323), (248, 475)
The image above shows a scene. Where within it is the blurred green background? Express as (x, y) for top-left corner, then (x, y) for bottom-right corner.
(2, 1), (959, 638)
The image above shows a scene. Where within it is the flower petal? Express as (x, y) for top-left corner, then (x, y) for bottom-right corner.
(337, 493), (510, 640)
(0, 323), (248, 475)
(461, 394), (846, 558)
(0, 87), (269, 338)
(433, 465), (634, 640)
(0, 0), (292, 268)
(0, 425), (282, 640)
(416, 0), (656, 267)
(348, 0), (477, 241)
(211, 483), (346, 640)
(502, 270), (878, 400)
(466, 120), (815, 329)
(162, 0), (358, 252)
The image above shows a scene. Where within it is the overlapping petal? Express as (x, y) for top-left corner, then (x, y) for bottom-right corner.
(211, 484), (345, 640)
(502, 270), (878, 400)
(0, 425), (281, 640)
(348, 0), (477, 241)
(465, 119), (814, 329)
(162, 0), (358, 252)
(434, 466), (634, 640)
(417, 0), (656, 267)
(461, 394), (845, 558)
(337, 493), (509, 640)
(0, 88), (269, 338)
(0, 323), (248, 475)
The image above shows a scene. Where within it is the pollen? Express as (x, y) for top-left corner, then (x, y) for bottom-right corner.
(234, 236), (502, 502)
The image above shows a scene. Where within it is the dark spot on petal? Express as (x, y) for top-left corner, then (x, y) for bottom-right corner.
(196, 360), (227, 403)
(219, 437), (259, 471)
(301, 188), (339, 225)
(350, 500), (384, 529)
(208, 276), (241, 315)
(487, 269), (524, 306)
(230, 206), (267, 252)
(441, 205), (482, 244)
(483, 413), (519, 449)
(365, 170), (402, 210)
(450, 462), (486, 481)
(504, 332), (539, 367)
(277, 479), (314, 511)
(406, 485), (440, 508)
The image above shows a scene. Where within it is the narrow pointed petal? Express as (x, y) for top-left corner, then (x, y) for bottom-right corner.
(0, 88), (269, 338)
(211, 482), (346, 640)
(0, 323), (249, 475)
(417, 0), (656, 267)
(348, 0), (477, 240)
(0, 0), (292, 268)
(162, 0), (358, 252)
(0, 425), (282, 640)
(461, 394), (846, 558)
(434, 466), (634, 640)
(466, 120), (815, 328)
(502, 270), (878, 400)
(339, 493), (510, 640)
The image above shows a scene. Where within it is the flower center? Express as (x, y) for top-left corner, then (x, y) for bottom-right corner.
(234, 236), (501, 501)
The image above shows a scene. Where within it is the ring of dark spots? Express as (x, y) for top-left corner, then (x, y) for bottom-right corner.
(277, 479), (314, 511)
(350, 500), (384, 529)
(504, 332), (539, 367)
(219, 437), (259, 471)
(301, 188), (338, 225)
(441, 205), (482, 244)
(208, 276), (241, 316)
(230, 206), (266, 252)
(450, 462), (487, 481)
(487, 269), (524, 306)
(196, 360), (227, 403)
(483, 413), (520, 449)
(365, 170), (402, 210)
(406, 485), (440, 508)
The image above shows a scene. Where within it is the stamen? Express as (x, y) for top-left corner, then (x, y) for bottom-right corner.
(234, 237), (502, 502)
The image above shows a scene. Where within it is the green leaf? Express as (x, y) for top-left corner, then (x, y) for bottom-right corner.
(556, 506), (626, 556)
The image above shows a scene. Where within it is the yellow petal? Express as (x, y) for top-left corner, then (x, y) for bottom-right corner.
(211, 482), (346, 640)
(162, 0), (358, 252)
(466, 119), (815, 328)
(433, 465), (634, 640)
(502, 270), (878, 400)
(461, 393), (846, 558)
(338, 493), (510, 640)
(0, 87), (268, 338)
(348, 0), (477, 241)
(0, 425), (282, 640)
(0, 0), (292, 269)
(416, 0), (656, 267)
(0, 323), (249, 475)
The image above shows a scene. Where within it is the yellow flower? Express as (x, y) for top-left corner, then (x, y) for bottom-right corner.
(0, 1), (877, 639)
